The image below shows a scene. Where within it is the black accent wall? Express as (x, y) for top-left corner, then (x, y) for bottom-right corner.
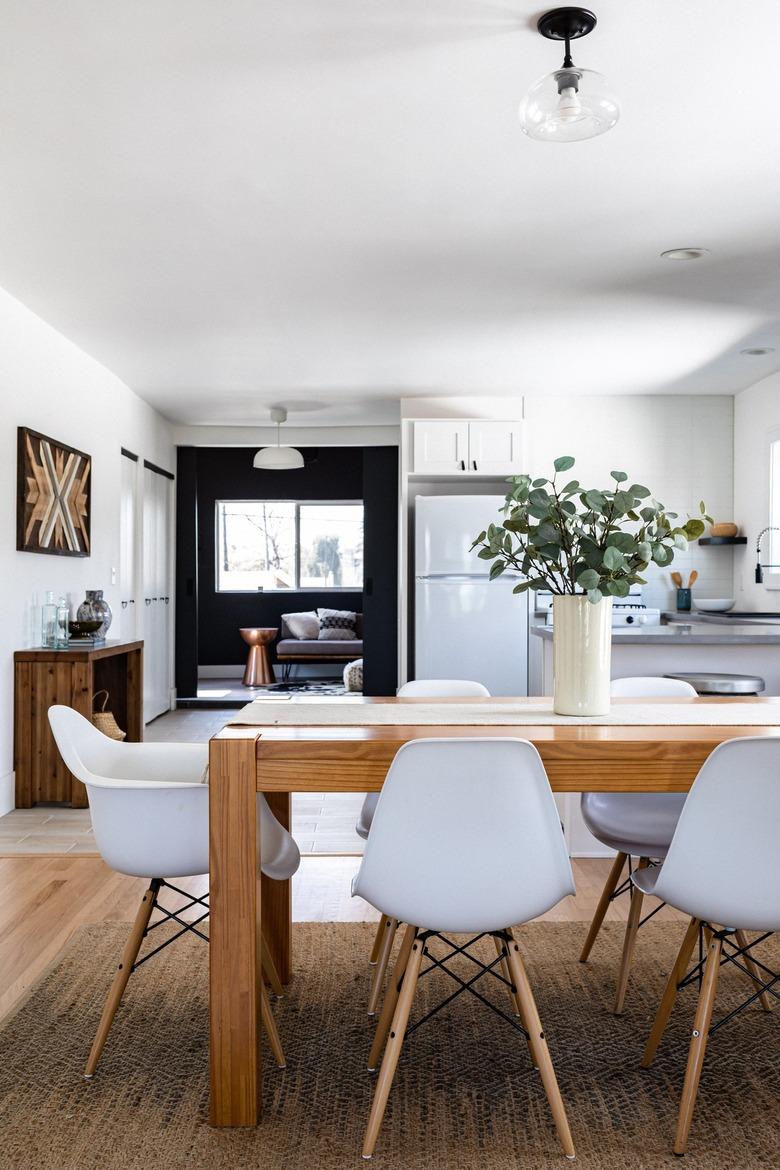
(175, 445), (398, 696)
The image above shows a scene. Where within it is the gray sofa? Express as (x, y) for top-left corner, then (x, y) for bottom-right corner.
(276, 612), (363, 677)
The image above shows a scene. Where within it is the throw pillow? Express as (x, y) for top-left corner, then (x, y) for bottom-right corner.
(317, 608), (358, 641)
(283, 610), (320, 640)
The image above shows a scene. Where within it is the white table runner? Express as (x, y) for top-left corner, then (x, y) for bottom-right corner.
(229, 698), (780, 728)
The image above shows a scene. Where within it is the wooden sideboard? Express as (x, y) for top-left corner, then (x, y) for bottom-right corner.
(14, 640), (144, 807)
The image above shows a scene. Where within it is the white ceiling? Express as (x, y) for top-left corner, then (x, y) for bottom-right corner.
(1, 1), (779, 426)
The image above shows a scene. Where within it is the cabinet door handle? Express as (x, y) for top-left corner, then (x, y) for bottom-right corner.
(164, 597), (170, 604)
(460, 459), (465, 471)
(472, 460), (477, 471)
(121, 600), (128, 609)
(145, 598), (152, 606)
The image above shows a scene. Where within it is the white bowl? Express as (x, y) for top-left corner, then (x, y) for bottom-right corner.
(694, 598), (735, 612)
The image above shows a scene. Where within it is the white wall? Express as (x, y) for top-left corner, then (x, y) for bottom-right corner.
(0, 287), (173, 813)
(525, 395), (735, 612)
(733, 371), (780, 609)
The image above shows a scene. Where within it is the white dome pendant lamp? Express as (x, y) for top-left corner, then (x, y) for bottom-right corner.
(519, 7), (619, 142)
(252, 407), (304, 470)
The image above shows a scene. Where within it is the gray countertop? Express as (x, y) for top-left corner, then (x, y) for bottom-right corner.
(531, 622), (780, 645)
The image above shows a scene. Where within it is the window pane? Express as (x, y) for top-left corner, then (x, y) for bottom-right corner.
(216, 501), (296, 590)
(299, 504), (364, 588)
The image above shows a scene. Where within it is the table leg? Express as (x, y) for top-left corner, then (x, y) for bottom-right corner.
(209, 735), (261, 1127)
(262, 791), (293, 985)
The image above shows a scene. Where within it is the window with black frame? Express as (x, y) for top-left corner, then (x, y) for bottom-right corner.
(215, 500), (363, 591)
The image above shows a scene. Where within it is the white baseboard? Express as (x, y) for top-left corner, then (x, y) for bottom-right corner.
(0, 771), (15, 817)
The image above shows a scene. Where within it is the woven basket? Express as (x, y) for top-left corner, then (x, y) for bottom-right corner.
(92, 690), (126, 741)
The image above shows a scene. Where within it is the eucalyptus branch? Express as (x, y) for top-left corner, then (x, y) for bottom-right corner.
(471, 457), (711, 604)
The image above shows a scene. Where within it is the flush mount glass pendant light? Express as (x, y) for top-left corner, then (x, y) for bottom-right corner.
(252, 407), (304, 470)
(519, 7), (619, 142)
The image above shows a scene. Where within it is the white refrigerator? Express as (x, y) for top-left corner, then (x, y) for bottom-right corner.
(414, 495), (529, 696)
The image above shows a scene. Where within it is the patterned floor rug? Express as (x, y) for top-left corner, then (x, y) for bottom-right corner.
(0, 922), (777, 1169)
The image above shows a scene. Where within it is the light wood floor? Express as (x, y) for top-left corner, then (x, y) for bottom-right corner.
(0, 854), (685, 1024)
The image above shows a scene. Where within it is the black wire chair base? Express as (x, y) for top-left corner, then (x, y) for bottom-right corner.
(677, 925), (778, 1037)
(402, 930), (530, 1046)
(609, 857), (667, 927)
(132, 879), (210, 972)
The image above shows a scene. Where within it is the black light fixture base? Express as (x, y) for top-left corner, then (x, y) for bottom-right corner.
(537, 7), (597, 42)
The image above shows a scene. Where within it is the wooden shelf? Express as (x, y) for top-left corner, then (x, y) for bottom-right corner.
(698, 536), (747, 546)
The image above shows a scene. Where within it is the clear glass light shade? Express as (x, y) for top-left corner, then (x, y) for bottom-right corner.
(252, 445), (304, 470)
(519, 67), (620, 142)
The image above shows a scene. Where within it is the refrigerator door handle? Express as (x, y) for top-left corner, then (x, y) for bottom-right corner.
(460, 459), (465, 471)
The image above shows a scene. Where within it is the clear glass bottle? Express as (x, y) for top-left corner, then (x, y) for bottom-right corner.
(41, 591), (58, 647)
(55, 596), (71, 648)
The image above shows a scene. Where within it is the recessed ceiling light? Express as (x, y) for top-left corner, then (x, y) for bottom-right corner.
(660, 248), (710, 261)
(740, 347), (775, 356)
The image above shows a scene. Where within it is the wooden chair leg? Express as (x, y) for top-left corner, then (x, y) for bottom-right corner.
(369, 918), (388, 966)
(260, 981), (286, 1068)
(368, 925), (417, 1071)
(613, 856), (649, 1015)
(367, 917), (398, 1016)
(261, 932), (285, 998)
(642, 917), (700, 1068)
(500, 931), (537, 1070)
(579, 851), (627, 963)
(494, 935), (520, 1016)
(84, 880), (159, 1078)
(734, 930), (773, 1012)
(505, 939), (575, 1159)
(362, 932), (424, 1160)
(673, 934), (722, 1156)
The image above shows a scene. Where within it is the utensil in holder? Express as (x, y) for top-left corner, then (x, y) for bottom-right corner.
(676, 587), (692, 612)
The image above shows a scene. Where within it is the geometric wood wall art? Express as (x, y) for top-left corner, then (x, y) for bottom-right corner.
(16, 427), (91, 557)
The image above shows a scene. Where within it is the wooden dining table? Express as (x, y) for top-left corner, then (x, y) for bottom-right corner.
(207, 694), (780, 1128)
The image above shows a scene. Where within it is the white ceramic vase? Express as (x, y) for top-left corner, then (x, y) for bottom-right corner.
(552, 595), (613, 716)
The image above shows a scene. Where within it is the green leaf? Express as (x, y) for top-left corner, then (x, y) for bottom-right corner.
(553, 455), (575, 473)
(683, 518), (705, 540)
(587, 588), (602, 605)
(531, 478), (548, 488)
(576, 568), (601, 590)
(489, 560), (506, 579)
(629, 485), (651, 499)
(612, 578), (631, 598)
(603, 546), (625, 571)
(699, 500), (706, 514)
(584, 490), (605, 511)
(477, 548), (494, 560)
(561, 479), (580, 494)
(606, 531), (637, 552)
(512, 581), (531, 594)
(611, 470), (628, 482)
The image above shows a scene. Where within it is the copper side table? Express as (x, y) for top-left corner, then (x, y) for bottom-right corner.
(240, 627), (278, 687)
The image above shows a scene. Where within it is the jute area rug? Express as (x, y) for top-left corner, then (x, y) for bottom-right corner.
(0, 922), (777, 1170)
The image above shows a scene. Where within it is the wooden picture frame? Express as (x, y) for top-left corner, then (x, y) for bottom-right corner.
(17, 426), (91, 557)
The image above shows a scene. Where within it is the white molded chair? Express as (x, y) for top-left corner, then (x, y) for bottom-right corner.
(579, 675), (697, 1013)
(633, 736), (780, 1155)
(358, 678), (490, 1012)
(353, 737), (576, 1161)
(48, 705), (299, 1077)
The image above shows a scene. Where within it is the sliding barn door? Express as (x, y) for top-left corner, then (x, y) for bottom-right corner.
(142, 463), (173, 722)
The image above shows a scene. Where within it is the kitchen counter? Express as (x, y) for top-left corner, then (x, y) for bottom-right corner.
(531, 622), (780, 645)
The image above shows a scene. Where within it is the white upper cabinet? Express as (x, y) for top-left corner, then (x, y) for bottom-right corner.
(467, 420), (524, 475)
(412, 419), (469, 474)
(412, 419), (524, 476)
